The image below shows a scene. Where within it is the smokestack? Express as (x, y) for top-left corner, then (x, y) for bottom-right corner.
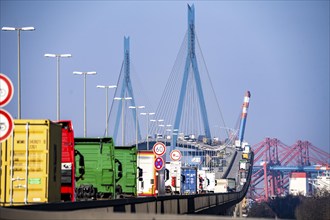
(238, 91), (251, 143)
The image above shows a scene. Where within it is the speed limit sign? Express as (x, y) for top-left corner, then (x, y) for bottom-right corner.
(153, 142), (166, 157)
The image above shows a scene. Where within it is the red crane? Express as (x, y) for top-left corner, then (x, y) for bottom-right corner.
(248, 138), (330, 202)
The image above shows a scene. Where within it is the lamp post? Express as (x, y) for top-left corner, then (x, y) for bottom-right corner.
(45, 53), (72, 120)
(97, 85), (117, 136)
(140, 112), (155, 150)
(164, 124), (172, 148)
(73, 71), (97, 137)
(2, 26), (35, 119)
(129, 105), (145, 148)
(114, 97), (132, 146)
(150, 119), (164, 142)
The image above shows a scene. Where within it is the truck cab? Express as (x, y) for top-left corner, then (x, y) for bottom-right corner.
(56, 120), (75, 202)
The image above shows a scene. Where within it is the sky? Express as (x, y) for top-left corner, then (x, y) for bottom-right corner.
(0, 1), (329, 154)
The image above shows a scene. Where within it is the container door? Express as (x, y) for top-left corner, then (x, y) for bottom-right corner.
(3, 122), (52, 205)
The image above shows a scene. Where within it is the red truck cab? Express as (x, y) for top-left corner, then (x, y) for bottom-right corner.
(56, 120), (75, 201)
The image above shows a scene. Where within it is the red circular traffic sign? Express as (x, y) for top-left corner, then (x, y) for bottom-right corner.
(170, 150), (182, 161)
(154, 157), (164, 171)
(0, 73), (14, 107)
(153, 142), (166, 157)
(0, 109), (14, 143)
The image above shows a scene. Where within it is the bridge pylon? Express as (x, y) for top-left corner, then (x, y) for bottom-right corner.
(111, 37), (141, 146)
(171, 4), (212, 150)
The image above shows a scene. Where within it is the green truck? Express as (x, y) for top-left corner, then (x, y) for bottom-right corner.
(74, 137), (137, 200)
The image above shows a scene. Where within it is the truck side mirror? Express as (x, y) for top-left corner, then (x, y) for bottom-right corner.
(138, 167), (143, 181)
(115, 159), (123, 181)
(181, 174), (186, 183)
(165, 168), (170, 181)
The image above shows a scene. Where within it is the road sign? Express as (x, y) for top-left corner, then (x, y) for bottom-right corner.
(154, 157), (164, 171)
(0, 109), (14, 143)
(0, 73), (14, 107)
(153, 142), (166, 156)
(170, 150), (182, 161)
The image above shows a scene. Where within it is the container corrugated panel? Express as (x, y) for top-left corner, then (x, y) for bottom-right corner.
(115, 146), (137, 196)
(0, 119), (62, 206)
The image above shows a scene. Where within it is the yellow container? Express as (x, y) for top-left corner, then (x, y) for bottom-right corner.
(242, 153), (249, 160)
(0, 119), (62, 206)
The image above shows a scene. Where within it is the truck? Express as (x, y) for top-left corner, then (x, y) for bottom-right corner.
(181, 166), (197, 195)
(242, 144), (251, 160)
(74, 137), (117, 200)
(205, 172), (216, 192)
(74, 137), (138, 200)
(0, 119), (62, 206)
(239, 159), (249, 170)
(239, 170), (247, 186)
(165, 161), (182, 194)
(197, 169), (207, 193)
(56, 120), (75, 202)
(114, 145), (138, 197)
(137, 151), (158, 196)
(243, 144), (251, 154)
(214, 178), (236, 193)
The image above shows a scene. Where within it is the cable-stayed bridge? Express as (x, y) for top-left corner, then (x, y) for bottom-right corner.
(2, 4), (328, 220)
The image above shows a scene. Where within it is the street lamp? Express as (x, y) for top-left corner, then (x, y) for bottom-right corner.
(129, 105), (145, 148)
(165, 124), (172, 146)
(114, 97), (132, 146)
(97, 85), (117, 136)
(150, 119), (164, 141)
(73, 71), (97, 137)
(45, 53), (72, 120)
(2, 26), (35, 119)
(140, 112), (155, 150)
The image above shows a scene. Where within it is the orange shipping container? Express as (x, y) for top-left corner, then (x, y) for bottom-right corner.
(0, 119), (62, 206)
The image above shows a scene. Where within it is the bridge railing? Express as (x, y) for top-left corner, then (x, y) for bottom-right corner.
(8, 152), (254, 215)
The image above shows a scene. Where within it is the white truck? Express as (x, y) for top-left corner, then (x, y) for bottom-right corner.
(137, 151), (158, 196)
(197, 169), (208, 193)
(165, 161), (182, 194)
(206, 172), (216, 192)
(214, 178), (236, 193)
(239, 159), (249, 170)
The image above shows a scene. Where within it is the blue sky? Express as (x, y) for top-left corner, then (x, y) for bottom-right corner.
(1, 1), (329, 153)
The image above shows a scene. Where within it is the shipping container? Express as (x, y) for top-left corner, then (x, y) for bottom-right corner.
(114, 146), (137, 197)
(181, 166), (197, 195)
(137, 151), (158, 196)
(242, 153), (249, 160)
(55, 120), (75, 202)
(0, 119), (62, 206)
(74, 137), (116, 200)
(214, 178), (236, 193)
